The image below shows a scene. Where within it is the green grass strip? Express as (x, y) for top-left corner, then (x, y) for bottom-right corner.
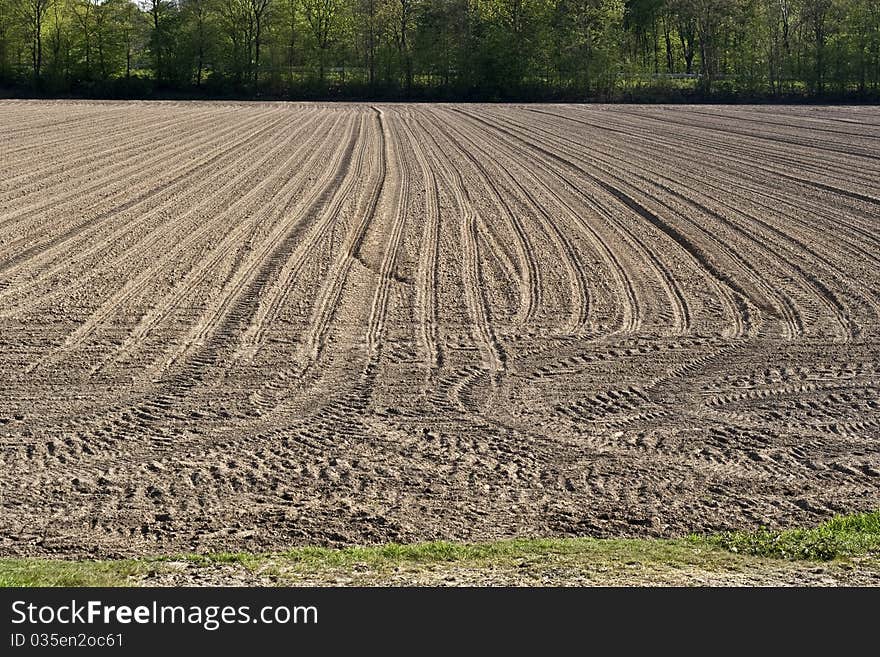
(696, 510), (880, 561)
(1, 510), (877, 586)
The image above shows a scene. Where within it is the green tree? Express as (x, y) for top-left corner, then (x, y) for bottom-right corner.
(18, 0), (54, 79)
(302, 0), (338, 81)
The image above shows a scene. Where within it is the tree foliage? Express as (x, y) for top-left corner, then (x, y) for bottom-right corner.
(0, 0), (878, 98)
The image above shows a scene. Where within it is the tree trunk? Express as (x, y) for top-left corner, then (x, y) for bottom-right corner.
(33, 7), (43, 79)
(664, 20), (673, 73)
(255, 18), (261, 86)
(98, 36), (106, 80)
(197, 41), (204, 86)
(152, 5), (162, 84)
(36, 23), (42, 77)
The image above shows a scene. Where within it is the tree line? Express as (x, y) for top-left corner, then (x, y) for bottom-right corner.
(1, 0), (879, 100)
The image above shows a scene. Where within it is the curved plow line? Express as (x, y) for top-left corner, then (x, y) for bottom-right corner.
(0, 107), (289, 281)
(453, 113), (649, 338)
(607, 107), (880, 183)
(486, 108), (719, 337)
(363, 109), (411, 372)
(3, 111), (295, 322)
(451, 107), (592, 333)
(524, 107), (870, 337)
(536, 117), (841, 340)
(414, 118), (523, 308)
(230, 116), (365, 359)
(24, 112), (326, 375)
(702, 171), (880, 269)
(658, 180), (856, 340)
(411, 116), (506, 372)
(479, 108), (681, 336)
(233, 115), (368, 361)
(0, 106), (226, 195)
(564, 108), (880, 298)
(162, 114), (366, 375)
(88, 113), (342, 377)
(602, 124), (880, 269)
(125, 116), (372, 433)
(298, 109), (387, 368)
(412, 116), (524, 304)
(540, 123), (798, 338)
(0, 105), (285, 237)
(397, 116), (442, 370)
(525, 106), (880, 251)
(493, 109), (771, 339)
(420, 110), (529, 301)
(428, 107), (540, 327)
(234, 114), (371, 366)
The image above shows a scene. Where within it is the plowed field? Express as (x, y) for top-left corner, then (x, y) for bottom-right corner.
(1, 101), (878, 557)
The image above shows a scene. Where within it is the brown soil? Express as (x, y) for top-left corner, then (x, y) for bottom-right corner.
(0, 101), (878, 559)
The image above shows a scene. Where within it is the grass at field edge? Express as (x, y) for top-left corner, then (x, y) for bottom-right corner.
(1, 511), (878, 586)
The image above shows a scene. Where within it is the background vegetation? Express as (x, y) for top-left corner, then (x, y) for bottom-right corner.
(1, 1), (879, 101)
